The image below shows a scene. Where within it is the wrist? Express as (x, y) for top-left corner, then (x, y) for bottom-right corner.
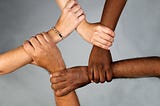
(80, 66), (91, 83)
(47, 58), (66, 74)
(54, 23), (68, 39)
(47, 29), (62, 43)
(76, 19), (89, 34)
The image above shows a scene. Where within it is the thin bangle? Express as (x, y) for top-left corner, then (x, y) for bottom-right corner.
(51, 27), (63, 40)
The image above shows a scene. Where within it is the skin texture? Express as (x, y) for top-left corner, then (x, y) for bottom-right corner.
(0, 0), (85, 75)
(51, 56), (160, 96)
(23, 32), (80, 106)
(1, 1), (83, 106)
(55, 0), (115, 50)
(51, 66), (90, 96)
(88, 0), (127, 83)
(54, 0), (85, 39)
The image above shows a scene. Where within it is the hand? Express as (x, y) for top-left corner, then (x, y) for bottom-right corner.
(50, 66), (90, 96)
(55, 0), (85, 38)
(77, 22), (115, 50)
(23, 32), (64, 72)
(88, 46), (113, 83)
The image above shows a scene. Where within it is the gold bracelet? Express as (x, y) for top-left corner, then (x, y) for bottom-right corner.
(52, 27), (63, 40)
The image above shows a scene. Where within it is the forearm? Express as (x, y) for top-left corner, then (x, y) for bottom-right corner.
(112, 57), (160, 78)
(49, 59), (80, 106)
(55, 0), (69, 10)
(55, 91), (79, 106)
(0, 46), (32, 75)
(101, 0), (127, 30)
(82, 56), (160, 80)
(0, 29), (63, 75)
(90, 0), (127, 81)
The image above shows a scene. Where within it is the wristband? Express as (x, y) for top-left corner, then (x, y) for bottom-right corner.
(52, 27), (63, 40)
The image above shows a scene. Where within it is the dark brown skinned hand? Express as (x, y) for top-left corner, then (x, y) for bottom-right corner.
(50, 66), (90, 97)
(88, 0), (127, 83)
(88, 46), (113, 83)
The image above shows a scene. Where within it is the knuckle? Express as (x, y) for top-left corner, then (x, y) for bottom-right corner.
(51, 84), (55, 90)
(80, 9), (83, 14)
(50, 78), (53, 83)
(77, 5), (81, 9)
(52, 78), (57, 83)
(36, 34), (42, 39)
(107, 42), (112, 46)
(97, 44), (103, 49)
(93, 31), (98, 35)
(72, 0), (76, 4)
(98, 64), (103, 70)
(90, 38), (94, 44)
(96, 25), (102, 30)
(110, 37), (114, 42)
(30, 37), (35, 41)
(63, 8), (67, 13)
(101, 45), (106, 49)
(68, 8), (73, 14)
(112, 32), (115, 37)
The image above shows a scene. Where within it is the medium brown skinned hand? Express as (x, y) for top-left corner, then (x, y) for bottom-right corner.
(50, 66), (90, 96)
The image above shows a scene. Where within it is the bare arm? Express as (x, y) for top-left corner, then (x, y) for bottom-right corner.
(55, 0), (115, 50)
(51, 56), (80, 106)
(23, 33), (80, 106)
(0, 28), (61, 74)
(50, 56), (160, 96)
(0, 0), (84, 75)
(112, 57), (160, 78)
(88, 0), (127, 83)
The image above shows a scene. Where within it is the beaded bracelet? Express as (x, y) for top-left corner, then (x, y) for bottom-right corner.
(52, 27), (63, 40)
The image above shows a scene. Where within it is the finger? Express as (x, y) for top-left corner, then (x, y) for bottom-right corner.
(35, 33), (48, 45)
(50, 76), (66, 84)
(51, 71), (66, 77)
(75, 9), (84, 18)
(88, 65), (94, 82)
(55, 86), (73, 97)
(94, 36), (113, 48)
(92, 39), (109, 50)
(29, 36), (41, 48)
(101, 26), (115, 37)
(23, 40), (35, 54)
(93, 65), (100, 83)
(106, 69), (113, 82)
(65, 0), (77, 9)
(99, 33), (114, 43)
(41, 32), (52, 43)
(71, 4), (81, 13)
(98, 65), (105, 83)
(78, 14), (85, 22)
(51, 81), (67, 91)
(93, 35), (111, 46)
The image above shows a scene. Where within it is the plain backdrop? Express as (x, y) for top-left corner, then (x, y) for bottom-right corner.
(0, 0), (160, 106)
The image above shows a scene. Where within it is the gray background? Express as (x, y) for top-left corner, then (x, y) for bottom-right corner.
(0, 0), (160, 106)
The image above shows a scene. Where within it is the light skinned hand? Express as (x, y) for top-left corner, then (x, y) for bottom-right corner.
(55, 0), (85, 38)
(23, 32), (64, 72)
(77, 22), (115, 50)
